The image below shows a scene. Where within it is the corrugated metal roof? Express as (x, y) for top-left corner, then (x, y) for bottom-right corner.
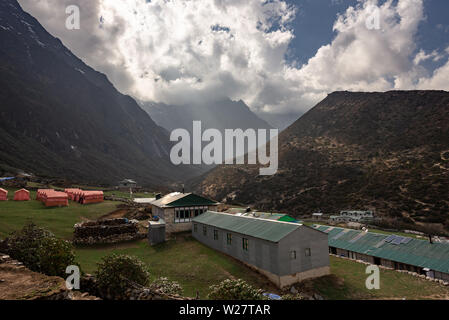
(193, 211), (300, 242)
(151, 193), (218, 208)
(314, 225), (449, 274)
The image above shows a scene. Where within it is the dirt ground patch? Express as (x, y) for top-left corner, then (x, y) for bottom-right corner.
(0, 264), (66, 300)
(98, 209), (129, 220)
(0, 254), (99, 300)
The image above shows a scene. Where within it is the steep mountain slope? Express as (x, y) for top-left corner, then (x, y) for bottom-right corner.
(140, 99), (273, 134)
(0, 0), (194, 186)
(195, 91), (449, 231)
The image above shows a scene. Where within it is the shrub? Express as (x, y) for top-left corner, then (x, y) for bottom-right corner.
(208, 279), (266, 300)
(36, 236), (75, 277)
(6, 223), (75, 277)
(95, 254), (150, 299)
(149, 277), (183, 296)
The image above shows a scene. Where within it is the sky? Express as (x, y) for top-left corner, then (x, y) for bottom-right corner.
(17, 0), (449, 119)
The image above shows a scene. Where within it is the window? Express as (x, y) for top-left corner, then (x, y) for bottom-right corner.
(305, 248), (311, 257)
(227, 233), (232, 245)
(194, 224), (197, 233)
(214, 230), (218, 240)
(290, 251), (297, 260)
(175, 207), (200, 223)
(242, 238), (249, 251)
(203, 226), (207, 236)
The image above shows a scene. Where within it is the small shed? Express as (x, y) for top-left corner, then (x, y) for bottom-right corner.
(14, 189), (30, 201)
(148, 219), (166, 246)
(0, 188), (8, 201)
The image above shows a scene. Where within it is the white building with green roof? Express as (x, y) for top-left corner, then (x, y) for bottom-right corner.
(151, 192), (219, 234)
(192, 211), (330, 288)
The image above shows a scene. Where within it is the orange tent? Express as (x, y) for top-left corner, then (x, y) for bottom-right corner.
(80, 191), (104, 204)
(64, 188), (83, 201)
(0, 188), (8, 201)
(37, 189), (54, 201)
(43, 191), (68, 207)
(14, 189), (30, 201)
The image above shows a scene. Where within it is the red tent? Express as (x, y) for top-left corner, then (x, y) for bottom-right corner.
(14, 189), (30, 201)
(0, 188), (8, 201)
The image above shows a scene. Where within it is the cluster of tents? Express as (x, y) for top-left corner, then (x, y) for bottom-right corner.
(0, 187), (104, 206)
(0, 188), (30, 201)
(65, 188), (104, 204)
(37, 189), (69, 207)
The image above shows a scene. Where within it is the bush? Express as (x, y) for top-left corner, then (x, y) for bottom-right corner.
(36, 237), (75, 277)
(208, 279), (266, 300)
(95, 254), (150, 299)
(6, 223), (75, 277)
(149, 277), (183, 296)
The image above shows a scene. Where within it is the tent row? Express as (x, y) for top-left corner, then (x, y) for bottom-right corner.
(37, 189), (68, 207)
(64, 188), (104, 204)
(0, 187), (104, 205)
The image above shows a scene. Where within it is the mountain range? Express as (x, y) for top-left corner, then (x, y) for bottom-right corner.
(194, 91), (449, 233)
(0, 0), (196, 187)
(140, 99), (273, 134)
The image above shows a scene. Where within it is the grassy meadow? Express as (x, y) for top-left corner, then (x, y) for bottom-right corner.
(0, 188), (120, 239)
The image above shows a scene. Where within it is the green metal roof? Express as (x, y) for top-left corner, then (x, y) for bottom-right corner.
(314, 225), (449, 274)
(278, 215), (297, 223)
(193, 211), (300, 242)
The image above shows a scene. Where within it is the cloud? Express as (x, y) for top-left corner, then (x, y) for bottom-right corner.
(17, 0), (449, 116)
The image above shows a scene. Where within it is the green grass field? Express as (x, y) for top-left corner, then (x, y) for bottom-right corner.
(75, 237), (278, 298)
(311, 256), (449, 300)
(0, 188), (120, 239)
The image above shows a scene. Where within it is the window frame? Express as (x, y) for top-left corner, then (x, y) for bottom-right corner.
(227, 233), (232, 245)
(242, 238), (249, 251)
(290, 250), (297, 260)
(305, 248), (311, 257)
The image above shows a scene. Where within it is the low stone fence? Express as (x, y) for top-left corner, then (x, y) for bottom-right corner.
(73, 218), (145, 245)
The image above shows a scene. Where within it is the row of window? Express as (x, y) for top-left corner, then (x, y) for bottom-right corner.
(194, 224), (312, 257)
(174, 206), (209, 223)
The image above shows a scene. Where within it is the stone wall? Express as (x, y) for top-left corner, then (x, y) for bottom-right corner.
(73, 218), (145, 245)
